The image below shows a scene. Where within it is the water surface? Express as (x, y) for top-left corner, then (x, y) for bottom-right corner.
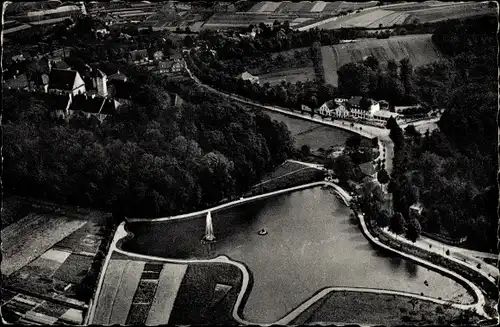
(124, 188), (473, 323)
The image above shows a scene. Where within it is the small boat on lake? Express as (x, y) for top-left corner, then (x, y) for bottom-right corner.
(258, 229), (268, 236)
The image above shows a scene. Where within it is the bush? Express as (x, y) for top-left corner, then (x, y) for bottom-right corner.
(445, 249), (450, 255)
(476, 263), (481, 269)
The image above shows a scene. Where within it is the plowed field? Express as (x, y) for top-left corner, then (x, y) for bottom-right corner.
(321, 34), (443, 85)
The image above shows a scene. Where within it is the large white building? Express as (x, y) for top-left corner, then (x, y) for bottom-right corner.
(318, 96), (400, 124)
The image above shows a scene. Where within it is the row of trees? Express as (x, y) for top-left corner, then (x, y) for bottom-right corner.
(3, 79), (294, 218)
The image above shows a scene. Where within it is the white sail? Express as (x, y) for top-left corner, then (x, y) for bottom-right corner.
(205, 211), (215, 241)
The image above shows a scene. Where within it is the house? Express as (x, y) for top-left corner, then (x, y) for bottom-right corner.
(48, 69), (86, 96)
(29, 73), (50, 92)
(347, 96), (380, 119)
(358, 162), (377, 179)
(301, 104), (312, 114)
(92, 22), (109, 36)
(68, 94), (120, 122)
(238, 71), (259, 84)
(409, 203), (424, 216)
(107, 70), (128, 82)
(108, 80), (136, 102)
(44, 93), (73, 120)
(129, 49), (149, 64)
(319, 100), (335, 116)
(168, 92), (184, 107)
(334, 98), (348, 104)
(51, 60), (71, 70)
(154, 59), (184, 74)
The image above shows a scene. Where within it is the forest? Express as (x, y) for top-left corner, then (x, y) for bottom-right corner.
(384, 16), (498, 251)
(3, 80), (294, 218)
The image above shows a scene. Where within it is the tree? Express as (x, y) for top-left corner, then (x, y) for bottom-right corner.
(376, 210), (390, 227)
(406, 218), (422, 242)
(301, 145), (311, 157)
(346, 134), (362, 150)
(377, 168), (390, 184)
(338, 62), (371, 96)
(390, 212), (406, 235)
(332, 155), (356, 182)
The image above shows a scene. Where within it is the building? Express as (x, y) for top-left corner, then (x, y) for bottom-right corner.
(154, 59), (184, 74)
(319, 100), (335, 116)
(238, 71), (259, 84)
(347, 96), (380, 119)
(48, 69), (86, 96)
(394, 104), (422, 114)
(372, 110), (401, 124)
(409, 203), (424, 216)
(67, 94), (120, 122)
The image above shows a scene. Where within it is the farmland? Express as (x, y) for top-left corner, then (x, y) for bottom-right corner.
(1, 195), (112, 325)
(93, 258), (188, 325)
(315, 2), (496, 29)
(320, 34), (443, 86)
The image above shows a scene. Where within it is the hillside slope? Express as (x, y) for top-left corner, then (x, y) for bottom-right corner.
(321, 34), (443, 86)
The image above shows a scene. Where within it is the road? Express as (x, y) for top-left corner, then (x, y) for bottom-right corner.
(183, 59), (498, 319)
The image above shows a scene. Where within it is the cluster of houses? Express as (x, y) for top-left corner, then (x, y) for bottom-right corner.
(128, 49), (185, 75)
(4, 50), (184, 122)
(318, 97), (403, 125)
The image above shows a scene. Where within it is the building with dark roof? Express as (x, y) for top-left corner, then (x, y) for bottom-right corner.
(68, 94), (120, 122)
(108, 80), (136, 101)
(48, 69), (86, 95)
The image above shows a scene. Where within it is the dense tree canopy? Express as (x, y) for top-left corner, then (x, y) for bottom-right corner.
(3, 80), (294, 218)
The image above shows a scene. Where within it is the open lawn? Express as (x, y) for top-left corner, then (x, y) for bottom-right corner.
(93, 259), (144, 325)
(257, 67), (317, 86)
(1, 213), (86, 276)
(292, 291), (482, 325)
(146, 263), (188, 325)
(321, 34), (443, 86)
(168, 263), (242, 325)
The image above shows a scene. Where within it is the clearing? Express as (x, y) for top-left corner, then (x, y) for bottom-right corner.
(320, 34), (443, 86)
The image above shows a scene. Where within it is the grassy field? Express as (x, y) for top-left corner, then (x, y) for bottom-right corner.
(94, 259), (144, 325)
(168, 263), (243, 325)
(264, 110), (355, 152)
(406, 2), (496, 23)
(248, 161), (324, 195)
(1, 213), (86, 276)
(321, 34), (443, 86)
(292, 291), (483, 325)
(257, 67), (316, 86)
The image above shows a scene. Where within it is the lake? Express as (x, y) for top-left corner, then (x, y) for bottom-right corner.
(123, 188), (473, 323)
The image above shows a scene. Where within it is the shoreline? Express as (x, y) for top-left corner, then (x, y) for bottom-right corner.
(90, 183), (491, 325)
